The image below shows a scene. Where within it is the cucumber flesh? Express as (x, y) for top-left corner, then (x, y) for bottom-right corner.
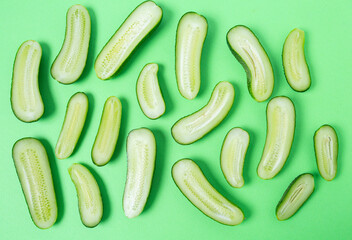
(12, 138), (57, 229)
(175, 12), (207, 100)
(95, 1), (162, 80)
(11, 40), (44, 122)
(172, 159), (244, 225)
(172, 81), (235, 145)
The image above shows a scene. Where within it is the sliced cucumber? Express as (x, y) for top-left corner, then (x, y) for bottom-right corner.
(68, 163), (103, 227)
(221, 128), (249, 188)
(172, 81), (234, 145)
(95, 1), (162, 80)
(172, 159), (244, 225)
(11, 40), (44, 122)
(123, 128), (156, 218)
(227, 25), (274, 102)
(51, 5), (91, 84)
(283, 28), (311, 92)
(92, 96), (122, 166)
(314, 125), (338, 181)
(55, 92), (88, 159)
(276, 173), (314, 221)
(175, 12), (207, 100)
(12, 138), (57, 229)
(257, 96), (295, 179)
(136, 63), (165, 119)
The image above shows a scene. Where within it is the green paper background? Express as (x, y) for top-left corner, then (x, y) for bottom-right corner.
(1, 0), (351, 239)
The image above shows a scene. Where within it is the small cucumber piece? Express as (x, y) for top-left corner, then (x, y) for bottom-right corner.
(314, 125), (338, 181)
(95, 1), (162, 80)
(227, 25), (274, 102)
(123, 128), (156, 218)
(257, 96), (295, 179)
(172, 81), (235, 145)
(283, 28), (311, 92)
(276, 173), (314, 221)
(175, 12), (208, 100)
(136, 63), (165, 119)
(51, 5), (91, 84)
(220, 128), (249, 188)
(172, 159), (244, 225)
(55, 92), (88, 159)
(12, 138), (57, 229)
(92, 96), (122, 166)
(11, 40), (44, 122)
(68, 163), (103, 227)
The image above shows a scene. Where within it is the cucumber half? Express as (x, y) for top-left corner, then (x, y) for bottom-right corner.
(11, 40), (44, 122)
(95, 1), (162, 80)
(227, 25), (274, 102)
(172, 159), (244, 225)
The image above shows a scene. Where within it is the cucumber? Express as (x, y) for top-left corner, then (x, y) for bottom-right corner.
(172, 81), (235, 145)
(123, 128), (156, 218)
(276, 173), (314, 221)
(220, 128), (249, 188)
(11, 40), (44, 122)
(92, 96), (122, 166)
(95, 1), (162, 80)
(175, 12), (207, 100)
(68, 163), (103, 227)
(283, 28), (311, 92)
(136, 63), (165, 119)
(12, 138), (57, 229)
(55, 92), (88, 159)
(257, 96), (295, 180)
(227, 25), (274, 102)
(51, 5), (91, 84)
(314, 125), (338, 181)
(172, 159), (244, 225)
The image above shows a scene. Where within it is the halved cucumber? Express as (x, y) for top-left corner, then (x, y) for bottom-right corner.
(51, 5), (91, 84)
(257, 96), (295, 179)
(123, 128), (156, 218)
(95, 1), (162, 80)
(172, 159), (244, 225)
(11, 40), (44, 122)
(92, 96), (122, 166)
(12, 138), (57, 229)
(172, 81), (235, 145)
(68, 163), (103, 227)
(314, 125), (338, 181)
(55, 92), (88, 159)
(136, 63), (165, 119)
(227, 25), (274, 102)
(283, 28), (311, 92)
(175, 12), (207, 100)
(220, 128), (249, 188)
(276, 173), (314, 221)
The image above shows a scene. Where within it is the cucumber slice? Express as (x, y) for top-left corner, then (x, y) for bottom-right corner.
(175, 12), (207, 100)
(95, 1), (162, 80)
(314, 125), (338, 181)
(68, 163), (103, 227)
(172, 159), (244, 225)
(172, 81), (235, 145)
(123, 128), (156, 218)
(51, 5), (91, 84)
(92, 96), (122, 166)
(220, 128), (249, 188)
(257, 96), (295, 179)
(283, 28), (311, 92)
(276, 173), (314, 221)
(11, 40), (44, 122)
(227, 25), (274, 102)
(55, 92), (88, 159)
(12, 138), (57, 229)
